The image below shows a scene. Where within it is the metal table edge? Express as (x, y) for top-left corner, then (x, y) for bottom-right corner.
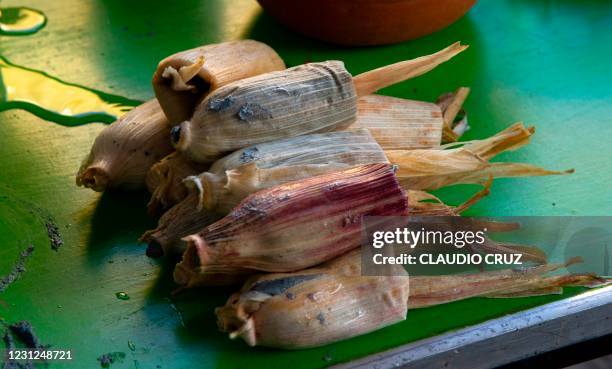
(333, 285), (612, 369)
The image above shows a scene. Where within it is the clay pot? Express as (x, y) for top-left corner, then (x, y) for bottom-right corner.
(256, 0), (477, 46)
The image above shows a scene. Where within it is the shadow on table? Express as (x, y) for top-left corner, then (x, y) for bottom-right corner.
(140, 248), (243, 353)
(81, 190), (155, 265)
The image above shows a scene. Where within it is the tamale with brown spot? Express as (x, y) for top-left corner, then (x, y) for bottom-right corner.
(172, 43), (468, 162)
(76, 99), (173, 191)
(217, 251), (606, 349)
(153, 40), (286, 125)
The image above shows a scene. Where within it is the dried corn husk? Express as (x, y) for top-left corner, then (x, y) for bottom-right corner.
(76, 99), (173, 191)
(173, 164), (408, 287)
(153, 40), (286, 125)
(349, 94), (443, 150)
(404, 180), (546, 264)
(407, 257), (606, 308)
(144, 177), (533, 265)
(349, 87), (471, 149)
(407, 188), (485, 217)
(351, 42), (468, 96)
(141, 188), (465, 260)
(145, 152), (209, 214)
(185, 123), (568, 213)
(386, 122), (573, 190)
(216, 250), (605, 349)
(140, 193), (223, 258)
(172, 43), (467, 162)
(437, 87), (471, 142)
(185, 129), (389, 213)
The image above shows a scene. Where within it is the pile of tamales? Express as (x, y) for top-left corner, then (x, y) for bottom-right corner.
(76, 40), (602, 349)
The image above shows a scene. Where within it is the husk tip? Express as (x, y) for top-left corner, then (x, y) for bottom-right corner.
(173, 262), (192, 287)
(447, 41), (469, 55)
(183, 175), (205, 211)
(456, 43), (469, 52)
(180, 234), (211, 269)
(76, 166), (110, 192)
(171, 122), (192, 152)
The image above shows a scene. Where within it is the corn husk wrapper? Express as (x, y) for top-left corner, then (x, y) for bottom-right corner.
(387, 122), (573, 190)
(208, 129), (385, 173)
(173, 43), (468, 163)
(408, 256), (607, 307)
(186, 123), (569, 214)
(173, 164), (408, 287)
(173, 61), (358, 162)
(351, 42), (468, 96)
(349, 86), (471, 149)
(407, 180), (547, 264)
(388, 178), (546, 264)
(141, 188), (460, 260)
(437, 87), (471, 143)
(153, 40), (286, 125)
(408, 187), (485, 217)
(144, 175), (536, 265)
(216, 250), (606, 349)
(140, 193), (223, 258)
(76, 99), (173, 191)
(216, 251), (409, 349)
(186, 129), (389, 213)
(349, 95), (443, 150)
(145, 152), (209, 214)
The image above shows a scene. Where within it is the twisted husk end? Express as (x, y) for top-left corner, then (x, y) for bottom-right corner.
(76, 164), (110, 192)
(184, 172), (223, 212)
(216, 296), (258, 346)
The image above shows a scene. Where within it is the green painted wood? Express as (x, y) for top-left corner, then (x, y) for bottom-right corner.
(1, 0), (610, 368)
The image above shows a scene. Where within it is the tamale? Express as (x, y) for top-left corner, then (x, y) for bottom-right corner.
(153, 40), (286, 125)
(173, 164), (408, 287)
(141, 188), (468, 259)
(217, 262), (409, 349)
(348, 87), (471, 149)
(185, 129), (389, 213)
(171, 43), (467, 162)
(76, 99), (173, 191)
(217, 250), (605, 349)
(186, 123), (568, 213)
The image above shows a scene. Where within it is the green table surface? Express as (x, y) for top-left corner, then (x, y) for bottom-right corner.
(1, 0), (611, 368)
